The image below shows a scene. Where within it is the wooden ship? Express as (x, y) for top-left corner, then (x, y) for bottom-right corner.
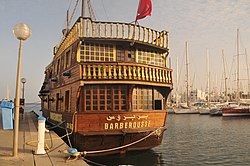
(39, 0), (173, 156)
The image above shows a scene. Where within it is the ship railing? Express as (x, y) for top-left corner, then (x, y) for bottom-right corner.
(79, 17), (168, 49)
(54, 17), (169, 58)
(80, 62), (172, 84)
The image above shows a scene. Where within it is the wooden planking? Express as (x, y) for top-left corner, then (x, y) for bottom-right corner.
(43, 110), (167, 132)
(76, 111), (167, 132)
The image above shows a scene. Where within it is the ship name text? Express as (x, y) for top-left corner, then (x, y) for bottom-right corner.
(104, 114), (150, 130)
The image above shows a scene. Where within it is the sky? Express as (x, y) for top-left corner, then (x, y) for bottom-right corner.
(1, 0), (250, 102)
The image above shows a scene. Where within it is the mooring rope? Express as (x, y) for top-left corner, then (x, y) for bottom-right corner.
(80, 127), (164, 155)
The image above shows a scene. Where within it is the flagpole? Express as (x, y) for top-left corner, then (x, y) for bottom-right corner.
(133, 0), (152, 44)
(135, 0), (142, 23)
(132, 0), (142, 44)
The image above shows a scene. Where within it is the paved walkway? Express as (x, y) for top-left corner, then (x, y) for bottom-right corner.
(0, 110), (88, 166)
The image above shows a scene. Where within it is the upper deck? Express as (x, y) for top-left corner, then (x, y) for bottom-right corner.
(54, 17), (169, 58)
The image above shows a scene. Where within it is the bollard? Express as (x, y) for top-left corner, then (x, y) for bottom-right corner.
(35, 116), (46, 154)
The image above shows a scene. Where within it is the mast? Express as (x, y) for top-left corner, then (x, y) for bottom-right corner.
(236, 29), (240, 100)
(245, 48), (250, 98)
(66, 10), (69, 35)
(185, 42), (189, 107)
(206, 49), (210, 106)
(81, 0), (86, 17)
(176, 56), (179, 107)
(222, 49), (228, 101)
(6, 85), (10, 101)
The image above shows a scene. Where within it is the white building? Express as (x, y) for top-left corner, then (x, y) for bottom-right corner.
(190, 89), (206, 102)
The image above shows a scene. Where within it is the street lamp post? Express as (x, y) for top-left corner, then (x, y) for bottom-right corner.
(13, 23), (31, 157)
(21, 78), (26, 99)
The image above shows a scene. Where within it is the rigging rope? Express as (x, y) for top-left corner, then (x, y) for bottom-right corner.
(101, 0), (109, 21)
(87, 0), (96, 20)
(69, 0), (80, 26)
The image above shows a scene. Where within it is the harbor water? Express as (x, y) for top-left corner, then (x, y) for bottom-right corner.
(25, 104), (250, 165)
(87, 114), (250, 166)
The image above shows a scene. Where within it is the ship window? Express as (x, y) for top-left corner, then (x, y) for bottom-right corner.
(56, 59), (60, 74)
(132, 87), (153, 111)
(100, 46), (104, 52)
(80, 42), (114, 62)
(128, 50), (135, 62)
(47, 95), (50, 110)
(65, 90), (70, 112)
(82, 85), (127, 112)
(117, 48), (125, 61)
(56, 93), (60, 111)
(49, 70), (52, 79)
(64, 50), (71, 69)
(138, 50), (164, 67)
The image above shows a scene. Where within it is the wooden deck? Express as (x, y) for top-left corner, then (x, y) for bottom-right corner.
(0, 110), (88, 166)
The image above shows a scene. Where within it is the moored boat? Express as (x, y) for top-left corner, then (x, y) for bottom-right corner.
(174, 104), (199, 114)
(38, 0), (173, 156)
(210, 108), (222, 116)
(199, 107), (210, 115)
(222, 107), (250, 117)
(222, 29), (250, 117)
(174, 107), (199, 114)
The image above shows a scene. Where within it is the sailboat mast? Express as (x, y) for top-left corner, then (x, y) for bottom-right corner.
(206, 49), (210, 106)
(236, 29), (240, 100)
(222, 49), (227, 100)
(245, 48), (250, 98)
(6, 85), (10, 101)
(176, 56), (179, 107)
(185, 42), (189, 107)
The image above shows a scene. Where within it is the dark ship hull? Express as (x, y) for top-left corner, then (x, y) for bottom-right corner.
(43, 109), (167, 156)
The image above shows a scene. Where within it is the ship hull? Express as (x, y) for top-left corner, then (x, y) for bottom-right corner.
(222, 107), (250, 117)
(74, 128), (165, 156)
(43, 109), (167, 156)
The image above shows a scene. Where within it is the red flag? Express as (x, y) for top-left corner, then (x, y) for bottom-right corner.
(135, 0), (152, 21)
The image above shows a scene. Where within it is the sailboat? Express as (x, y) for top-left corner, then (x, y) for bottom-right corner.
(199, 49), (212, 115)
(209, 50), (228, 116)
(38, 0), (173, 156)
(222, 29), (250, 117)
(174, 42), (198, 114)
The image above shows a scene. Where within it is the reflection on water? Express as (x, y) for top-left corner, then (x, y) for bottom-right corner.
(86, 150), (165, 166)
(154, 114), (250, 165)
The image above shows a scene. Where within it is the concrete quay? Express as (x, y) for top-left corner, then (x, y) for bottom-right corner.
(0, 110), (88, 166)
